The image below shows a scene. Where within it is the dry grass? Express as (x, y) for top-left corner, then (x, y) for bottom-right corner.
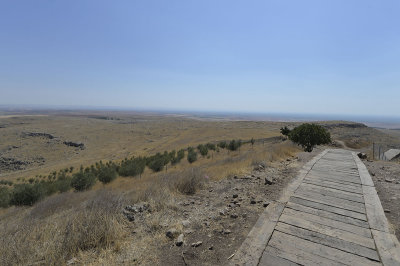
(0, 189), (127, 266)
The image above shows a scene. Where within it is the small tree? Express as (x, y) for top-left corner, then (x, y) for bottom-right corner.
(0, 187), (11, 208)
(250, 138), (255, 147)
(280, 126), (291, 136)
(187, 147), (197, 163)
(10, 184), (44, 206)
(97, 165), (117, 184)
(71, 170), (97, 191)
(289, 123), (331, 152)
(218, 141), (227, 149)
(197, 144), (208, 157)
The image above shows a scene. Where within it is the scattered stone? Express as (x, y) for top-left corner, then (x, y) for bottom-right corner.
(166, 228), (179, 239)
(232, 194), (238, 198)
(384, 209), (391, 213)
(125, 202), (150, 213)
(191, 241), (202, 247)
(264, 176), (273, 185)
(357, 153), (367, 159)
(181, 220), (190, 227)
(263, 202), (270, 208)
(204, 221), (210, 227)
(230, 213), (238, 219)
(67, 257), (78, 265)
(385, 178), (395, 183)
(224, 229), (232, 234)
(209, 246), (214, 250)
(63, 141), (85, 149)
(250, 199), (256, 204)
(219, 210), (226, 216)
(370, 172), (375, 176)
(176, 234), (184, 246)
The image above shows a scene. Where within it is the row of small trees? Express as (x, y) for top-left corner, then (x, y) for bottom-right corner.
(0, 139), (245, 207)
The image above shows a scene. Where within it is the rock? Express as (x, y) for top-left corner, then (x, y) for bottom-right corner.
(264, 176), (273, 185)
(263, 202), (270, 208)
(234, 175), (238, 179)
(232, 194), (238, 198)
(67, 258), (78, 265)
(125, 202), (150, 213)
(384, 209), (391, 213)
(385, 178), (395, 183)
(181, 220), (190, 227)
(371, 172), (375, 176)
(176, 234), (184, 246)
(219, 210), (226, 216)
(224, 229), (232, 234)
(357, 153), (367, 159)
(123, 211), (135, 222)
(166, 228), (179, 239)
(204, 221), (210, 227)
(230, 213), (238, 219)
(250, 199), (256, 204)
(209, 246), (214, 250)
(63, 141), (85, 150)
(191, 241), (203, 247)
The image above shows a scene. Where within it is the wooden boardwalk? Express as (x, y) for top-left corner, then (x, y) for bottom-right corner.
(232, 149), (400, 266)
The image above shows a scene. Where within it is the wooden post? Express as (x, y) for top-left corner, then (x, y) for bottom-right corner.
(372, 143), (375, 160)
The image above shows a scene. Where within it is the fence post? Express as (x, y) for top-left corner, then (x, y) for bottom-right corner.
(373, 143), (375, 160)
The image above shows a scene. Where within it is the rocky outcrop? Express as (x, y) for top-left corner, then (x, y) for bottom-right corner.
(63, 141), (85, 149)
(24, 132), (55, 139)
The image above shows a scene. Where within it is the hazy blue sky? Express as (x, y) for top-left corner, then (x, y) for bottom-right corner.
(1, 1), (399, 116)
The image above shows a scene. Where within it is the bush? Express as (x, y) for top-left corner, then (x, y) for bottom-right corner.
(228, 139), (242, 151)
(187, 147), (197, 163)
(197, 144), (208, 156)
(147, 153), (165, 172)
(97, 165), (117, 184)
(289, 123), (331, 152)
(0, 187), (11, 208)
(10, 184), (44, 206)
(172, 149), (185, 165)
(280, 126), (291, 136)
(119, 157), (146, 177)
(71, 170), (96, 191)
(206, 143), (216, 150)
(218, 141), (227, 149)
(55, 176), (72, 192)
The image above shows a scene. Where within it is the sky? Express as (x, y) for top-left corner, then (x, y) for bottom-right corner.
(0, 0), (399, 117)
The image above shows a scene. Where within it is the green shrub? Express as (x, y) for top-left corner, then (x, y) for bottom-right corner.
(10, 184), (44, 206)
(55, 177), (72, 192)
(289, 123), (331, 152)
(119, 157), (146, 177)
(147, 153), (165, 172)
(206, 143), (216, 150)
(218, 141), (227, 149)
(172, 149), (185, 165)
(97, 166), (117, 184)
(71, 171), (96, 191)
(280, 126), (291, 136)
(228, 139), (242, 151)
(187, 147), (197, 163)
(0, 187), (11, 208)
(197, 144), (208, 156)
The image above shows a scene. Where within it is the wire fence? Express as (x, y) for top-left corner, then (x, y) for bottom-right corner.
(372, 143), (400, 161)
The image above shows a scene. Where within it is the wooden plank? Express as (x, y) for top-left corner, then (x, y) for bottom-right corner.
(304, 179), (363, 194)
(275, 222), (379, 261)
(258, 250), (300, 266)
(278, 213), (376, 249)
(293, 191), (366, 214)
(268, 231), (381, 266)
(289, 196), (367, 221)
(306, 173), (361, 184)
(278, 150), (328, 203)
(371, 229), (400, 266)
(352, 152), (374, 186)
(263, 242), (343, 266)
(363, 185), (390, 233)
(286, 201), (370, 228)
(282, 208), (372, 238)
(230, 202), (285, 266)
(298, 183), (364, 203)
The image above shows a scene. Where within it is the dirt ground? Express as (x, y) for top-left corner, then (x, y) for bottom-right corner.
(364, 159), (400, 240)
(137, 149), (321, 265)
